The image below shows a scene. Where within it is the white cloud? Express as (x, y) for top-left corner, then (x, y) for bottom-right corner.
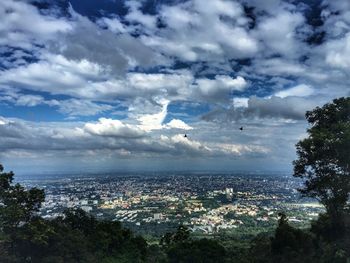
(325, 33), (350, 69)
(0, 56), (195, 102)
(322, 1), (350, 38)
(96, 17), (128, 33)
(233, 97), (249, 108)
(84, 118), (144, 138)
(194, 0), (243, 18)
(165, 119), (193, 130)
(217, 143), (270, 155)
(15, 94), (44, 107)
(0, 116), (212, 158)
(195, 76), (247, 101)
(127, 71), (193, 99)
(252, 58), (328, 82)
(48, 5), (165, 74)
(125, 1), (157, 30)
(0, 54), (114, 99)
(137, 99), (169, 131)
(275, 84), (314, 98)
(253, 58), (305, 76)
(0, 117), (8, 125)
(256, 11), (305, 57)
(160, 134), (212, 155)
(139, 0), (258, 61)
(0, 0), (72, 49)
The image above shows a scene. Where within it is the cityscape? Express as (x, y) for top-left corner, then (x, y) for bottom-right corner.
(19, 172), (324, 237)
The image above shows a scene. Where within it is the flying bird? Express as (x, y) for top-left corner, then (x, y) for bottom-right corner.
(184, 134), (188, 138)
(239, 127), (243, 131)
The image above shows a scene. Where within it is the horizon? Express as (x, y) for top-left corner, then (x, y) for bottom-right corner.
(1, 0), (349, 174)
(14, 168), (292, 178)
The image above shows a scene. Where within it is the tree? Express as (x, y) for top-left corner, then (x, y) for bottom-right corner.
(0, 164), (45, 262)
(0, 164), (45, 231)
(167, 239), (226, 263)
(293, 97), (350, 229)
(271, 213), (314, 256)
(160, 225), (190, 247)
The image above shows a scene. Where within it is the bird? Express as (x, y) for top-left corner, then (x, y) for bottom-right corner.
(239, 126), (243, 131)
(184, 134), (188, 138)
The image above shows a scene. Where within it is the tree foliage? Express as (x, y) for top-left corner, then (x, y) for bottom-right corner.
(160, 225), (191, 247)
(293, 97), (350, 225)
(159, 225), (227, 262)
(0, 164), (45, 231)
(167, 238), (226, 263)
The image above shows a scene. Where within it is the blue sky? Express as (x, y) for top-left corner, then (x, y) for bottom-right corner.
(0, 0), (349, 174)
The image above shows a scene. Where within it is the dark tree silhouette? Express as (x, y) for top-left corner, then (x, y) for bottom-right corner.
(0, 164), (45, 231)
(0, 164), (45, 261)
(293, 97), (350, 229)
(160, 225), (190, 247)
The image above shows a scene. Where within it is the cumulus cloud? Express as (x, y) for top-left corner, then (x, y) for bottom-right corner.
(140, 0), (258, 61)
(0, 117), (7, 125)
(0, 54), (111, 99)
(159, 134), (212, 156)
(125, 1), (157, 31)
(0, 0), (72, 49)
(133, 99), (193, 131)
(96, 17), (127, 33)
(233, 97), (249, 108)
(0, 115), (274, 163)
(49, 6), (163, 74)
(255, 10), (306, 58)
(217, 143), (270, 156)
(137, 99), (169, 131)
(0, 116), (230, 159)
(165, 119), (193, 130)
(127, 71), (193, 100)
(195, 76), (247, 101)
(274, 84), (314, 98)
(84, 118), (144, 138)
(325, 33), (350, 69)
(14, 94), (44, 107)
(0, 118), (26, 139)
(321, 1), (350, 39)
(0, 57), (194, 102)
(250, 57), (328, 83)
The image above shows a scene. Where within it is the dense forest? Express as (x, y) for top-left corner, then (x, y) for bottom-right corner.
(0, 98), (349, 262)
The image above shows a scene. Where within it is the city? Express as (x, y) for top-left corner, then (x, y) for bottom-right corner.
(19, 172), (324, 238)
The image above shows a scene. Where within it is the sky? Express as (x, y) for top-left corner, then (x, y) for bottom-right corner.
(0, 0), (349, 174)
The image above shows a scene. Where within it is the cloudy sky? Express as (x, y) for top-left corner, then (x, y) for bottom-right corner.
(0, 0), (349, 174)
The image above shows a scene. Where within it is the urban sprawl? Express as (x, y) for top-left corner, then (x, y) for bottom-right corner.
(20, 173), (324, 237)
